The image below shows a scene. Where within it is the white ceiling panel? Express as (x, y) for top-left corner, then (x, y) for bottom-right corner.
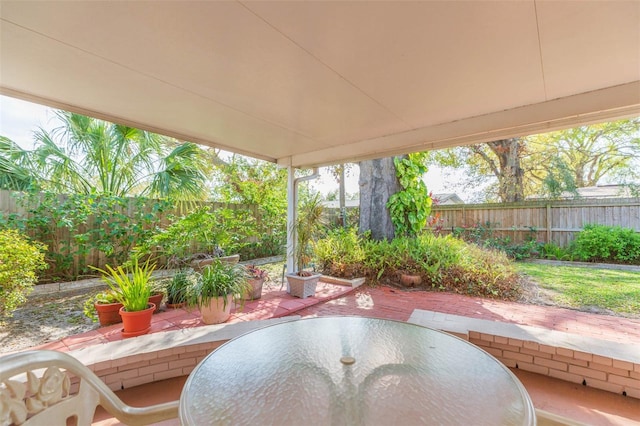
(1, 1), (639, 168)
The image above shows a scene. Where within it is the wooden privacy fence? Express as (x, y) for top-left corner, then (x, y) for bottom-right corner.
(429, 198), (640, 247)
(0, 189), (259, 279)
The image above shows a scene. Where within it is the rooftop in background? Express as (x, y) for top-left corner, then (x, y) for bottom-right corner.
(431, 193), (465, 205)
(1, 2), (639, 167)
(569, 185), (636, 199)
(527, 184), (637, 201)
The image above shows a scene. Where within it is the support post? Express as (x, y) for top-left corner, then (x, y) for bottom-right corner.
(286, 165), (295, 274)
(286, 166), (320, 275)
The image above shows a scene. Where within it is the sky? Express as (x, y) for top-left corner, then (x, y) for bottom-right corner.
(0, 95), (455, 198)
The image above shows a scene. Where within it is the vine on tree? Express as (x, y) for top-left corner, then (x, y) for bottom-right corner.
(387, 153), (432, 237)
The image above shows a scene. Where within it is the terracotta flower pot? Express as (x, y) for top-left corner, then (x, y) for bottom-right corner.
(166, 302), (186, 309)
(199, 295), (233, 325)
(148, 292), (163, 312)
(119, 303), (155, 338)
(94, 302), (124, 326)
(400, 273), (422, 287)
(243, 277), (265, 300)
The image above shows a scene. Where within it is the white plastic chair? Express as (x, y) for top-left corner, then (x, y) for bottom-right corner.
(0, 350), (179, 426)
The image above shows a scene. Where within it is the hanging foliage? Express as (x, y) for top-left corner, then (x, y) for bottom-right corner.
(386, 153), (432, 237)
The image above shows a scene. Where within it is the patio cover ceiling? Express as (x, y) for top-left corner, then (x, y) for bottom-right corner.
(1, 1), (639, 169)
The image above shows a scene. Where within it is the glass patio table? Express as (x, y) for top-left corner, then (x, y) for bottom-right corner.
(179, 317), (536, 425)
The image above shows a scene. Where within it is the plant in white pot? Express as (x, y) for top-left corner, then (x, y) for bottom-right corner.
(93, 257), (156, 337)
(286, 194), (326, 298)
(187, 259), (250, 324)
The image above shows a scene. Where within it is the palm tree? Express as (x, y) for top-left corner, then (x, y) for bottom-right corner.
(0, 137), (37, 191)
(12, 111), (209, 200)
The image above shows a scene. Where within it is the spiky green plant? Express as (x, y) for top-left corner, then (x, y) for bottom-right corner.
(187, 259), (249, 310)
(93, 257), (156, 312)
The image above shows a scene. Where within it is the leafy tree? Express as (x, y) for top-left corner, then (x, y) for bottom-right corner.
(212, 153), (287, 217)
(469, 139), (525, 202)
(211, 154), (289, 256)
(425, 141), (528, 203)
(325, 163), (355, 227)
(526, 118), (640, 192)
(539, 157), (578, 199)
(426, 118), (640, 202)
(0, 111), (210, 200)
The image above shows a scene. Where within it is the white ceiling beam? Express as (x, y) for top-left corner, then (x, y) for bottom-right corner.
(283, 82), (640, 168)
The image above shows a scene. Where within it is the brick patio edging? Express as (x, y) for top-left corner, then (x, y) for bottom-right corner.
(66, 316), (300, 393)
(408, 309), (640, 399)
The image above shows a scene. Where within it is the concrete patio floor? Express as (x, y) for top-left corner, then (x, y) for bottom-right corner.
(22, 279), (640, 425)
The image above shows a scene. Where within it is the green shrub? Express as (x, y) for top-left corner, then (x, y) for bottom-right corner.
(0, 230), (47, 317)
(540, 242), (573, 261)
(315, 228), (367, 278)
(453, 222), (542, 260)
(0, 190), (170, 280)
(315, 230), (522, 299)
(573, 224), (640, 264)
(133, 206), (256, 267)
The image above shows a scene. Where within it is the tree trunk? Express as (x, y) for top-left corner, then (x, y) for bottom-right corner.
(486, 139), (524, 202)
(358, 157), (402, 240)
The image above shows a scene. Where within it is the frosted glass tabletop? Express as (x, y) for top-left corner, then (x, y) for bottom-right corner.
(179, 317), (535, 425)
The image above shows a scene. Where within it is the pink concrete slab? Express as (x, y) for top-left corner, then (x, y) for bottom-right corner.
(66, 337), (108, 351)
(102, 328), (125, 342)
(148, 320), (176, 333)
(33, 340), (67, 350)
(238, 306), (279, 317)
(264, 306), (291, 318)
(299, 297), (322, 307)
(96, 323), (124, 336)
(61, 330), (103, 346)
(155, 308), (189, 320)
(172, 317), (205, 329)
(276, 299), (307, 311)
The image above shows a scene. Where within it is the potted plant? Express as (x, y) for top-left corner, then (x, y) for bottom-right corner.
(242, 265), (268, 300)
(165, 269), (191, 309)
(83, 290), (123, 326)
(286, 194), (326, 298)
(148, 281), (165, 313)
(186, 259), (249, 325)
(93, 257), (156, 337)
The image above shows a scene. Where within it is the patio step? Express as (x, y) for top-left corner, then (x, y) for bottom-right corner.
(408, 309), (640, 400)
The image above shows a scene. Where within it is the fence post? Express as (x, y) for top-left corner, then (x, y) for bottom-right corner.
(546, 203), (552, 243)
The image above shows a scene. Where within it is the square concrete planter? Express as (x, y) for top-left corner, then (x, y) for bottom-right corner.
(285, 273), (321, 298)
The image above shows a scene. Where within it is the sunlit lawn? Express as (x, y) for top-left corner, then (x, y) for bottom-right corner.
(516, 263), (640, 316)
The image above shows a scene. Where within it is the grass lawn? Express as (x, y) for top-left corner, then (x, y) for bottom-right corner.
(516, 262), (640, 316)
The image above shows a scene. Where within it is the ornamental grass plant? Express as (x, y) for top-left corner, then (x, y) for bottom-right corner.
(315, 229), (522, 300)
(93, 257), (156, 312)
(187, 259), (249, 310)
